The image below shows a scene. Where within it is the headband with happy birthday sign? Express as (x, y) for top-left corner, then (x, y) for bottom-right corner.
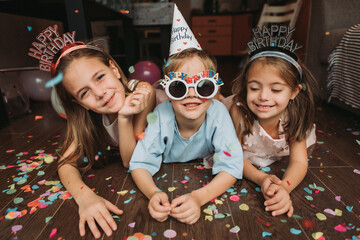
(28, 25), (103, 76)
(247, 25), (303, 79)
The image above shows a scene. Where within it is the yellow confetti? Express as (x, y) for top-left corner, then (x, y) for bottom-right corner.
(203, 208), (213, 215)
(117, 190), (128, 195)
(106, 176), (112, 180)
(335, 209), (343, 216)
(168, 187), (177, 192)
(225, 224), (231, 228)
(44, 155), (54, 164)
(215, 199), (223, 205)
(312, 232), (323, 239)
(239, 203), (249, 211)
(205, 215), (213, 221)
(316, 213), (327, 221)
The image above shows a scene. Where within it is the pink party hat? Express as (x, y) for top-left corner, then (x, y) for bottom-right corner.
(169, 4), (202, 56)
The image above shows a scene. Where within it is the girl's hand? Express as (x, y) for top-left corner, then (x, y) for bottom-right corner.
(118, 88), (151, 116)
(264, 184), (294, 217)
(170, 192), (201, 224)
(260, 174), (282, 198)
(148, 192), (172, 222)
(77, 190), (123, 238)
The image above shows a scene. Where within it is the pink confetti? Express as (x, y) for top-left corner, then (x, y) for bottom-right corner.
(163, 229), (177, 238)
(323, 208), (335, 216)
(128, 222), (135, 228)
(181, 180), (188, 184)
(223, 151), (231, 157)
(335, 196), (341, 201)
(334, 224), (346, 232)
(49, 228), (57, 238)
(11, 225), (22, 234)
(354, 169), (360, 174)
(87, 174), (95, 178)
(229, 195), (240, 201)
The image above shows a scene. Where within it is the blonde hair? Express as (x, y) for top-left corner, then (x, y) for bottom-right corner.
(232, 57), (318, 142)
(55, 45), (131, 171)
(163, 48), (217, 75)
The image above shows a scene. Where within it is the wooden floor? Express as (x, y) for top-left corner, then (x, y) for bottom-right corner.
(0, 100), (359, 240)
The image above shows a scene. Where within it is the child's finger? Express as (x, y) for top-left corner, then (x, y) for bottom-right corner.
(87, 218), (101, 239)
(105, 201), (123, 215)
(170, 195), (187, 209)
(287, 205), (294, 217)
(79, 218), (86, 237)
(95, 214), (113, 237)
(271, 201), (292, 217)
(269, 175), (282, 185)
(265, 183), (278, 197)
(171, 206), (192, 218)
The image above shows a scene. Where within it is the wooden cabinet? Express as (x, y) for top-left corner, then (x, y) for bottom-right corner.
(192, 14), (252, 56)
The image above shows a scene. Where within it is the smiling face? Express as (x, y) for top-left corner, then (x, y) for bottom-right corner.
(246, 61), (300, 125)
(170, 56), (212, 124)
(62, 57), (126, 115)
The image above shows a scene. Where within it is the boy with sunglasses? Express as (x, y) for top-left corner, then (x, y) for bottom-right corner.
(129, 48), (244, 224)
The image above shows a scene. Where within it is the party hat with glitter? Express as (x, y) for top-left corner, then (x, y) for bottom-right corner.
(169, 4), (202, 56)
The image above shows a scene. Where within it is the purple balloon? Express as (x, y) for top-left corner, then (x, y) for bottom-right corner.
(19, 70), (52, 101)
(129, 61), (161, 85)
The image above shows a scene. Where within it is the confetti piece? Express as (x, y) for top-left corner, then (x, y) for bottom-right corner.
(128, 222), (135, 228)
(165, 60), (171, 67)
(83, 156), (89, 163)
(305, 196), (313, 201)
(229, 195), (240, 201)
(163, 229), (177, 238)
(239, 203), (249, 211)
(316, 213), (327, 221)
(312, 232), (323, 239)
(135, 132), (146, 140)
(335, 195), (341, 201)
(130, 190), (136, 194)
(44, 155), (54, 164)
(302, 219), (315, 229)
(45, 216), (53, 223)
(124, 197), (133, 204)
(35, 115), (43, 120)
(323, 209), (335, 216)
(27, 26), (32, 31)
(128, 66), (135, 74)
(214, 199), (223, 205)
(334, 209), (342, 216)
(45, 72), (64, 88)
(262, 231), (272, 237)
(334, 224), (347, 232)
(117, 190), (128, 195)
(37, 171), (45, 176)
(205, 215), (213, 221)
(223, 151), (231, 157)
(354, 169), (360, 174)
(346, 206), (353, 212)
(146, 112), (158, 124)
(11, 225), (22, 233)
(13, 198), (24, 204)
(168, 187), (177, 192)
(290, 228), (302, 235)
(49, 228), (57, 238)
(203, 208), (213, 215)
(230, 225), (240, 233)
(286, 180), (291, 186)
(261, 167), (270, 172)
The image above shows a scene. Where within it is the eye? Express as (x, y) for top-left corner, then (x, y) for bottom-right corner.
(80, 90), (89, 99)
(249, 87), (259, 91)
(96, 74), (105, 81)
(271, 89), (282, 93)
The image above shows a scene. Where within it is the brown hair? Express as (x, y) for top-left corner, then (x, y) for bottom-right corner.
(55, 45), (131, 171)
(232, 56), (318, 142)
(163, 48), (217, 75)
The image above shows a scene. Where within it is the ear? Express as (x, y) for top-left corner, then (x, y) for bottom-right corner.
(290, 84), (302, 100)
(72, 99), (89, 110)
(109, 60), (121, 79)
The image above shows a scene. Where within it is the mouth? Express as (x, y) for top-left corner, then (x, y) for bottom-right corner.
(103, 93), (115, 107)
(255, 103), (274, 110)
(182, 101), (202, 109)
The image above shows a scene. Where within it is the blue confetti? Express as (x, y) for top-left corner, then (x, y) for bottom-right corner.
(262, 232), (272, 237)
(45, 72), (63, 88)
(346, 206), (353, 212)
(27, 26), (32, 31)
(124, 197), (133, 204)
(290, 228), (302, 235)
(261, 167), (271, 172)
(165, 60), (171, 67)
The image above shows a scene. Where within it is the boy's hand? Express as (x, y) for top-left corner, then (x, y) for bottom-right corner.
(264, 184), (294, 217)
(170, 192), (201, 224)
(148, 192), (172, 222)
(77, 191), (123, 239)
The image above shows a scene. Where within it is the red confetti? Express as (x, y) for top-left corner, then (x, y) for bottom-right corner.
(265, 222), (271, 227)
(287, 180), (291, 186)
(223, 151), (231, 157)
(135, 132), (146, 140)
(256, 217), (263, 223)
(49, 228), (57, 238)
(6, 149), (15, 153)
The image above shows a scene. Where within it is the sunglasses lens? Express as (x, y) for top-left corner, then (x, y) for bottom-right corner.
(197, 79), (215, 97)
(169, 80), (187, 99)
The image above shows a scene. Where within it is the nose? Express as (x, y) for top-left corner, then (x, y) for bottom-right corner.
(259, 89), (270, 101)
(186, 87), (197, 98)
(93, 86), (106, 98)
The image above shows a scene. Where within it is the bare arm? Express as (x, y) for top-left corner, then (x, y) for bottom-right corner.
(118, 82), (156, 168)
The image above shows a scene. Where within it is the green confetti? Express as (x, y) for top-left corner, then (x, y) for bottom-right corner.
(128, 66), (135, 74)
(45, 216), (53, 223)
(37, 171), (45, 176)
(14, 197), (24, 204)
(146, 112), (158, 124)
(305, 195), (313, 201)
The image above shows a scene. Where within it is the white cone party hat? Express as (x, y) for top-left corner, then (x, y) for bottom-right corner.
(169, 4), (202, 56)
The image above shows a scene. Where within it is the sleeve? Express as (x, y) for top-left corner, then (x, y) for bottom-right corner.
(129, 106), (166, 176)
(210, 102), (244, 179)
